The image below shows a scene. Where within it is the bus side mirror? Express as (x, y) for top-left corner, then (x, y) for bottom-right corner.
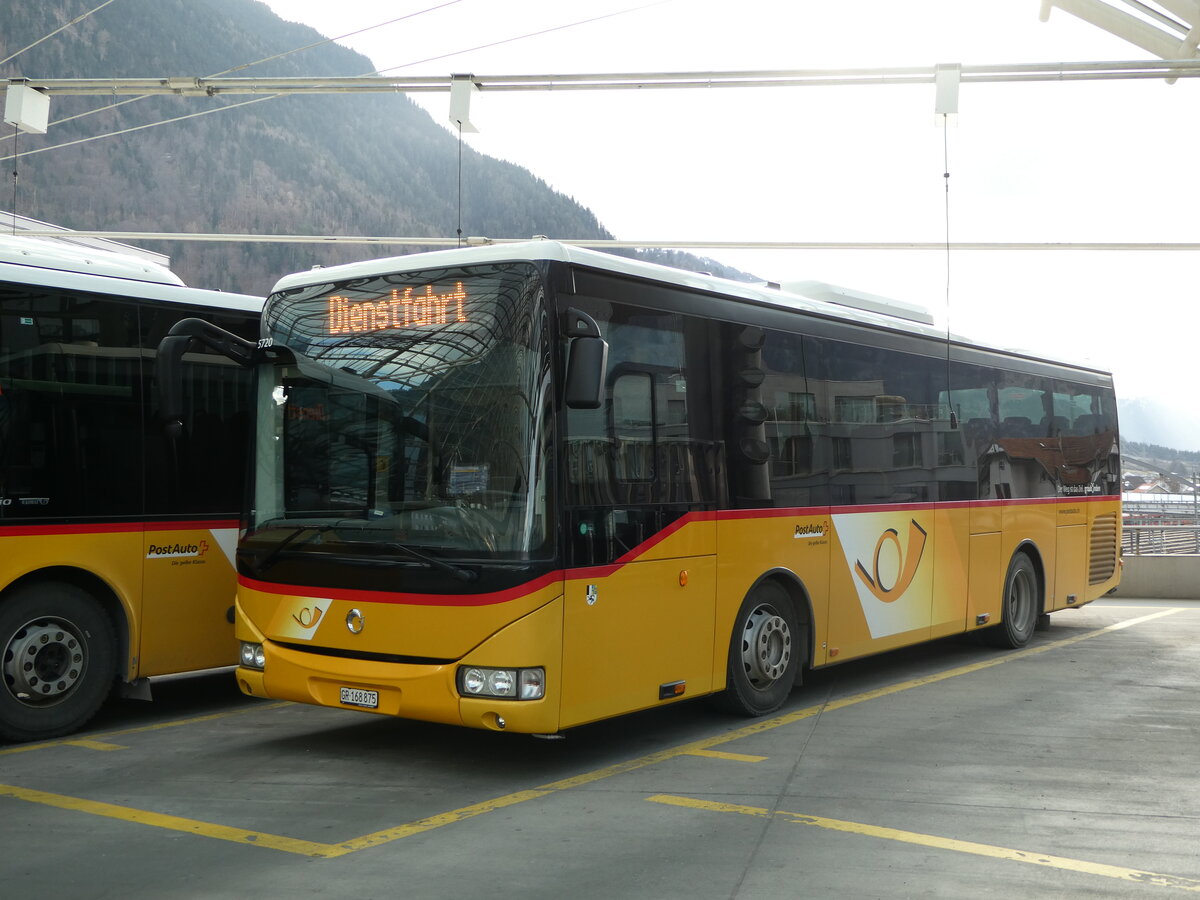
(565, 337), (608, 409)
(563, 308), (607, 410)
(155, 317), (259, 438)
(156, 333), (193, 439)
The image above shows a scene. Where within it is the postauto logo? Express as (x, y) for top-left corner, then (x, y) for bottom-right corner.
(146, 539), (210, 560)
(834, 512), (931, 639)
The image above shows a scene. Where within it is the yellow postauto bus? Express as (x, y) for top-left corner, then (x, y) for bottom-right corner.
(0, 234), (261, 742)
(160, 241), (1120, 734)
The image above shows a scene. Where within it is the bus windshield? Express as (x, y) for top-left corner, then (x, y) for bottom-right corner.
(245, 261), (553, 573)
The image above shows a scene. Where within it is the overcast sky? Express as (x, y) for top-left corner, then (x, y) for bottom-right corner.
(258, 0), (1199, 434)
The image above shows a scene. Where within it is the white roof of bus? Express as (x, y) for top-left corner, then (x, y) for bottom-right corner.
(269, 240), (1109, 376)
(272, 240), (942, 332)
(0, 234), (263, 313)
(0, 233), (184, 285)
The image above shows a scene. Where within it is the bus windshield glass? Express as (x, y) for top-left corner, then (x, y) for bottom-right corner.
(246, 261), (553, 568)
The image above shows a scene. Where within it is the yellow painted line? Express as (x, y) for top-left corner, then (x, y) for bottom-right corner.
(0, 781), (560, 858)
(648, 794), (1200, 893)
(333, 789), (558, 854)
(0, 609), (1184, 856)
(0, 783), (336, 858)
(0, 702), (292, 757)
(63, 740), (127, 752)
(685, 749), (767, 763)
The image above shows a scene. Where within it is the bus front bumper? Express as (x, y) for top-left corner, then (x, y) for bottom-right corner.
(235, 597), (564, 734)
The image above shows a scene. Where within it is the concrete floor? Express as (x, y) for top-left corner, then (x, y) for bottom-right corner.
(2, 598), (1197, 899)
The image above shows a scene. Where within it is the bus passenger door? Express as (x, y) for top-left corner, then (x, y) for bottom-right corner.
(561, 514), (716, 729)
(139, 524), (240, 674)
(139, 308), (258, 676)
(556, 299), (721, 728)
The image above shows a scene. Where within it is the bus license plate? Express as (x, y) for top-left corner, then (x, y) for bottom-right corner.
(339, 687), (379, 709)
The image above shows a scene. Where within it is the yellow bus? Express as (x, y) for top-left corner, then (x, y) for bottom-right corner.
(0, 234), (261, 742)
(161, 241), (1120, 734)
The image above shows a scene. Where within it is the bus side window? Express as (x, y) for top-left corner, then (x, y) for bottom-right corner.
(612, 371), (654, 487)
(0, 287), (143, 518)
(564, 300), (718, 566)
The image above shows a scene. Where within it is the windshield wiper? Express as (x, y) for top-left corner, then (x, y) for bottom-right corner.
(379, 542), (478, 583)
(246, 523), (334, 576)
(246, 523), (477, 583)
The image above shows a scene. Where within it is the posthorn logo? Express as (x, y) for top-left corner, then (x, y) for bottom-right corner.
(853, 520), (927, 604)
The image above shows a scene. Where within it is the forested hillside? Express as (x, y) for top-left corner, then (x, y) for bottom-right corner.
(1, 0), (750, 293)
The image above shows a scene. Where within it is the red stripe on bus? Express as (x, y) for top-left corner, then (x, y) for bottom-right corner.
(0, 519), (238, 537)
(716, 494), (1118, 520)
(144, 519), (239, 531)
(238, 494), (1119, 606)
(612, 510), (717, 565)
(239, 570), (565, 608)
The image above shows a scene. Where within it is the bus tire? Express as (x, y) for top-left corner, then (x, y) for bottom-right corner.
(712, 581), (799, 717)
(0, 582), (117, 743)
(984, 552), (1039, 649)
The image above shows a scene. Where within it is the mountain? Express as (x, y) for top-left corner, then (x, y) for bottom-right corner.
(1118, 396), (1200, 454)
(1, 0), (754, 294)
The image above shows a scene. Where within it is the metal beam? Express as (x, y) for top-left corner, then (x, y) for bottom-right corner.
(8, 59), (1200, 97)
(9, 230), (1200, 251)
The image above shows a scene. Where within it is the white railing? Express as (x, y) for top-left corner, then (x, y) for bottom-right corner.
(1123, 525), (1200, 556)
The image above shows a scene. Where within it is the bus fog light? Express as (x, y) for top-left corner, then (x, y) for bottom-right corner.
(240, 642), (265, 670)
(457, 666), (544, 700)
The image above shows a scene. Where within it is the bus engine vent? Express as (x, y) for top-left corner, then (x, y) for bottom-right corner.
(1088, 513), (1118, 584)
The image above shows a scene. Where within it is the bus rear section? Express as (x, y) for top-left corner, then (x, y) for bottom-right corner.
(0, 235), (262, 742)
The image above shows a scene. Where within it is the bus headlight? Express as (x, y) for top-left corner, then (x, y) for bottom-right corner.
(240, 642), (266, 670)
(457, 666), (544, 700)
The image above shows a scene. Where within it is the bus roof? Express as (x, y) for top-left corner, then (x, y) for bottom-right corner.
(0, 234), (263, 313)
(269, 240), (1110, 376)
(0, 233), (184, 285)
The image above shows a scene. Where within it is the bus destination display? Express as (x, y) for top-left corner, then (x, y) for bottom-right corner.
(328, 282), (468, 334)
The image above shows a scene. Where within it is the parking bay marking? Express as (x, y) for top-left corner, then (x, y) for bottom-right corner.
(0, 702), (292, 758)
(0, 608), (1185, 857)
(647, 794), (1200, 894)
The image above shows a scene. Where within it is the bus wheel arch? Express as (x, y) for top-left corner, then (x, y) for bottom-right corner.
(984, 545), (1043, 650)
(0, 570), (124, 742)
(712, 571), (808, 717)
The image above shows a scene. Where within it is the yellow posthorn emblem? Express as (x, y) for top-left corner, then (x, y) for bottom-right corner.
(291, 606), (324, 629)
(854, 519), (928, 603)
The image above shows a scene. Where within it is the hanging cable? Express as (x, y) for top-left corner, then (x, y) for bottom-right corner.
(0, 95), (277, 162)
(942, 116), (957, 430)
(0, 1), (673, 160)
(0, 0), (465, 146)
(372, 0), (673, 75)
(225, 0), (464, 76)
(456, 124), (464, 247)
(9, 124), (17, 234)
(0, 0), (119, 67)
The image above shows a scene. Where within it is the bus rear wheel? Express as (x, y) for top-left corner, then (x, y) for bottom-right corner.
(0, 583), (117, 743)
(712, 581), (800, 717)
(984, 552), (1039, 649)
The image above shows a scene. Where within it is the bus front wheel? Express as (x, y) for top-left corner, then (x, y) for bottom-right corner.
(712, 581), (800, 717)
(0, 582), (117, 743)
(984, 552), (1040, 650)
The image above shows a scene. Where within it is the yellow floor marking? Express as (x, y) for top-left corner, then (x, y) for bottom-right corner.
(333, 789), (558, 854)
(685, 750), (767, 763)
(648, 794), (1200, 893)
(0, 783), (336, 857)
(62, 740), (127, 752)
(0, 608), (1185, 856)
(0, 702), (291, 757)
